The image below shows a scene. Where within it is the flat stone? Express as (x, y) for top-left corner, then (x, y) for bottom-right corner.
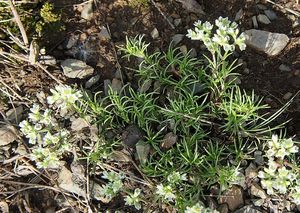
(235, 205), (262, 213)
(81, 1), (93, 20)
(61, 59), (94, 79)
(175, 0), (205, 14)
(256, 4), (267, 10)
(99, 26), (111, 40)
(161, 132), (177, 150)
(85, 74), (100, 88)
(245, 29), (289, 56)
(39, 55), (57, 66)
(111, 78), (123, 94)
(250, 183), (268, 199)
(151, 28), (159, 39)
(180, 45), (188, 55)
(254, 150), (264, 166)
(174, 18), (182, 26)
(218, 204), (229, 213)
(264, 10), (278, 20)
(122, 125), (144, 148)
(279, 64), (291, 72)
(66, 34), (79, 49)
(219, 185), (244, 211)
(6, 106), (23, 123)
(189, 48), (197, 58)
(257, 14), (271, 25)
(71, 117), (89, 131)
(245, 163), (258, 178)
(252, 16), (258, 28)
(283, 92), (293, 100)
(235, 9), (244, 21)
(171, 34), (184, 46)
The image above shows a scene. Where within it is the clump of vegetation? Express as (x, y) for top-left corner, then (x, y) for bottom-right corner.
(35, 2), (65, 36)
(17, 17), (298, 212)
(128, 0), (149, 8)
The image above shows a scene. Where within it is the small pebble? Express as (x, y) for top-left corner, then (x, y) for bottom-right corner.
(235, 9), (243, 21)
(256, 4), (268, 10)
(283, 92), (293, 100)
(257, 14), (271, 25)
(264, 9), (278, 20)
(151, 28), (159, 39)
(180, 45), (188, 55)
(279, 64), (291, 72)
(252, 16), (258, 28)
(174, 18), (182, 27)
(294, 70), (300, 76)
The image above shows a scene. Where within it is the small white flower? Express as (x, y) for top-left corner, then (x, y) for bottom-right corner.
(124, 188), (142, 210)
(155, 184), (176, 202)
(167, 171), (187, 185)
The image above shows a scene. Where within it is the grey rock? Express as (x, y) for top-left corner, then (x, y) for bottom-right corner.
(235, 9), (244, 21)
(250, 183), (268, 199)
(161, 132), (177, 150)
(122, 125), (144, 148)
(103, 79), (112, 96)
(218, 204), (229, 213)
(283, 92), (293, 100)
(189, 48), (197, 58)
(252, 16), (258, 28)
(151, 28), (159, 39)
(172, 34), (184, 46)
(233, 172), (246, 189)
(243, 68), (250, 74)
(279, 64), (291, 72)
(254, 150), (264, 165)
(85, 74), (100, 88)
(6, 106), (23, 123)
(136, 141), (150, 164)
(39, 55), (57, 66)
(245, 29), (290, 56)
(0, 125), (17, 146)
(66, 34), (79, 49)
(111, 78), (123, 94)
(99, 26), (111, 40)
(81, 1), (93, 20)
(174, 18), (182, 27)
(264, 10), (278, 21)
(139, 79), (152, 93)
(235, 205), (262, 213)
(245, 163), (258, 178)
(252, 199), (265, 207)
(257, 14), (271, 25)
(175, 0), (205, 14)
(61, 59), (94, 79)
(256, 4), (267, 10)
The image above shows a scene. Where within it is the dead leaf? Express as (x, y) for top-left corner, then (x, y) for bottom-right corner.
(0, 125), (18, 146)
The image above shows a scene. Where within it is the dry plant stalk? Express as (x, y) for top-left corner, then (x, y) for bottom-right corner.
(8, 0), (29, 46)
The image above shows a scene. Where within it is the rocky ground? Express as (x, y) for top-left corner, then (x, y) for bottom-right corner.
(1, 0), (300, 212)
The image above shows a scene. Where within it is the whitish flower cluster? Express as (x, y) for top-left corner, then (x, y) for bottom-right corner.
(258, 134), (300, 204)
(19, 104), (70, 168)
(185, 202), (219, 213)
(266, 134), (298, 159)
(47, 84), (82, 116)
(187, 17), (246, 53)
(124, 188), (142, 210)
(99, 171), (124, 201)
(155, 171), (187, 203)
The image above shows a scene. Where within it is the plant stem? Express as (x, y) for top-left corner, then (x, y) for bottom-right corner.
(8, 0), (29, 47)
